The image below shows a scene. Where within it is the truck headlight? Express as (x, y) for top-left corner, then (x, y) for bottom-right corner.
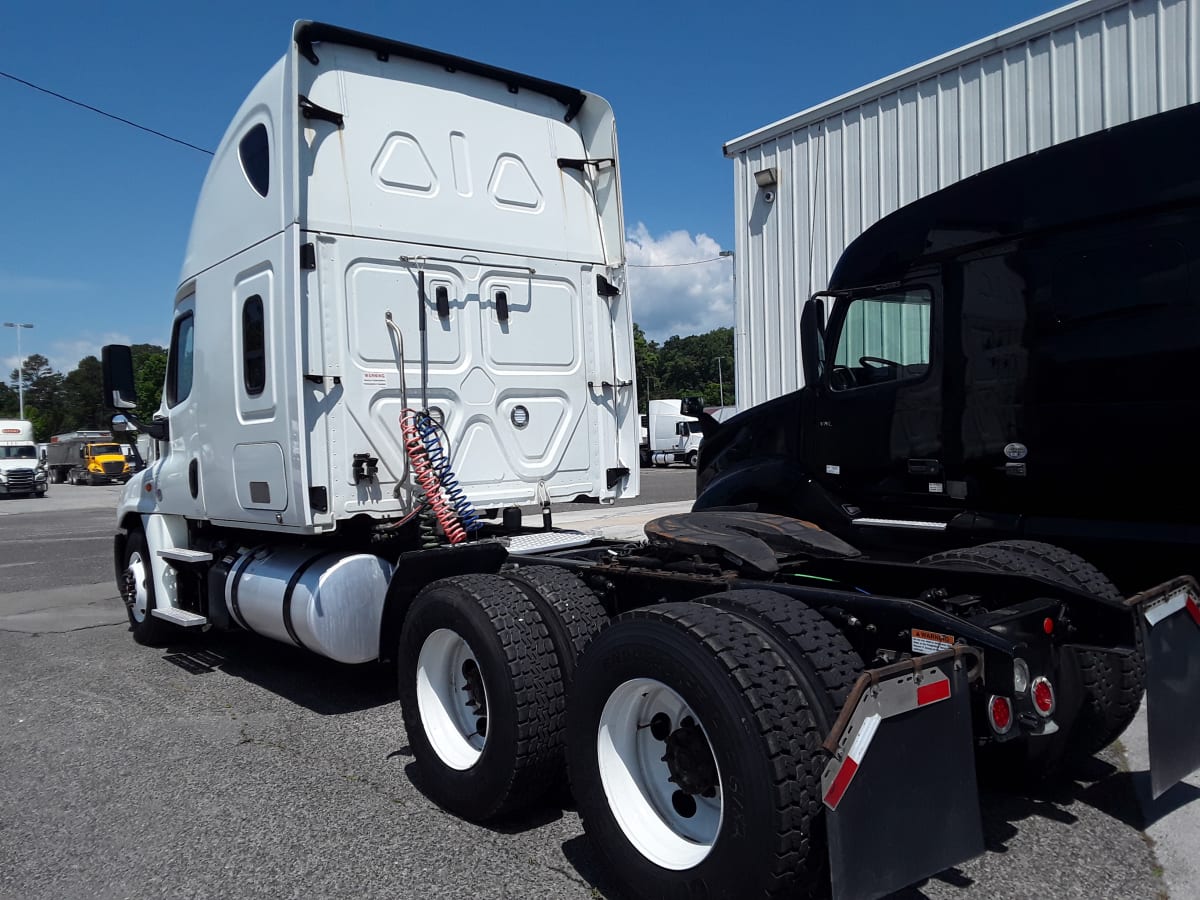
(34, 469), (47, 481)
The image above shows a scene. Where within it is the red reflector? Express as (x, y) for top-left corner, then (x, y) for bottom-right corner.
(916, 679), (951, 706)
(823, 757), (859, 810)
(1187, 596), (1200, 627)
(988, 696), (1012, 734)
(1032, 677), (1055, 715)
(1043, 617), (1054, 634)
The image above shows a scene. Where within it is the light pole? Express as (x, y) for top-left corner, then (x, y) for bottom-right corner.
(718, 250), (735, 410)
(713, 356), (726, 408)
(3, 322), (34, 420)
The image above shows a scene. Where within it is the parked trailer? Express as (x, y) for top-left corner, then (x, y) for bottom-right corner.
(100, 21), (1200, 900)
(726, 0), (1200, 411)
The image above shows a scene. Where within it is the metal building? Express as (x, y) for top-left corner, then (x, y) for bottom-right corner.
(725, 0), (1200, 408)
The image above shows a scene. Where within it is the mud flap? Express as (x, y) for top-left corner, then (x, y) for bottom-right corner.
(1132, 576), (1200, 799)
(821, 649), (984, 900)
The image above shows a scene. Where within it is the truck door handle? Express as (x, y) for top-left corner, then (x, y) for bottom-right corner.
(907, 459), (942, 475)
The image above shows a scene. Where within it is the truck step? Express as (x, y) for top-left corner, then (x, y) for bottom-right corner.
(506, 530), (595, 555)
(852, 517), (948, 532)
(157, 548), (214, 563)
(151, 607), (208, 627)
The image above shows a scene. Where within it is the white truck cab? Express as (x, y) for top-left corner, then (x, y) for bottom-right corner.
(102, 21), (637, 643)
(641, 398), (702, 467)
(0, 420), (48, 497)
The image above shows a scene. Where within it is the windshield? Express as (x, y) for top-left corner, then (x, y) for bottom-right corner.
(0, 446), (36, 459)
(90, 444), (121, 455)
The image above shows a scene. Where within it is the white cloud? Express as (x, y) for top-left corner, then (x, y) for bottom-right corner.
(625, 223), (733, 343)
(2, 332), (137, 379)
(46, 332), (136, 372)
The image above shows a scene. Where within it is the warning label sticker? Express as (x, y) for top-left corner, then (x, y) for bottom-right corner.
(911, 628), (955, 654)
(362, 371), (389, 387)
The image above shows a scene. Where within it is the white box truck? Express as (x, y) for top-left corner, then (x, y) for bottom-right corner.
(0, 420), (48, 497)
(96, 21), (1200, 900)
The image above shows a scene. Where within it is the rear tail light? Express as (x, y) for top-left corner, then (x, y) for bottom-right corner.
(988, 695), (1013, 734)
(1031, 676), (1056, 717)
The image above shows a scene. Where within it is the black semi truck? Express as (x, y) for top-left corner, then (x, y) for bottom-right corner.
(695, 102), (1200, 593)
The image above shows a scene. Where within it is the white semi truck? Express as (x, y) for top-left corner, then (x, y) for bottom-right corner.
(0, 419), (48, 497)
(639, 398), (702, 468)
(100, 22), (1200, 900)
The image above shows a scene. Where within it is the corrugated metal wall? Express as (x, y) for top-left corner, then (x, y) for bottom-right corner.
(728, 0), (1200, 408)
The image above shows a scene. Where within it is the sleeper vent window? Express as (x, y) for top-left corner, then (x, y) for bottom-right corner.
(238, 123), (270, 197)
(242, 295), (266, 396)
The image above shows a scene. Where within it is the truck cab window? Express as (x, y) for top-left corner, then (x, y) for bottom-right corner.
(166, 312), (195, 407)
(242, 295), (266, 396)
(239, 123), (270, 198)
(830, 289), (932, 390)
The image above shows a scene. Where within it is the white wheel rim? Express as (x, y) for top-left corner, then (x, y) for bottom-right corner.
(597, 678), (723, 870)
(126, 550), (149, 623)
(416, 628), (490, 770)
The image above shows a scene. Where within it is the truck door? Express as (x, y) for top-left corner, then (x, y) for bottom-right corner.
(155, 296), (207, 518)
(811, 286), (943, 513)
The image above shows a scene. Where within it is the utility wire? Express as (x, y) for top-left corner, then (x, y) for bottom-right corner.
(0, 70), (214, 156)
(628, 256), (732, 268)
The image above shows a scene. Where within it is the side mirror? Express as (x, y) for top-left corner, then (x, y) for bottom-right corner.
(800, 296), (830, 387)
(111, 414), (132, 433)
(102, 345), (137, 410)
(680, 397), (705, 418)
(675, 422), (688, 437)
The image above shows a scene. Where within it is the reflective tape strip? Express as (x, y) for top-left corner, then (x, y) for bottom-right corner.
(823, 713), (880, 810)
(917, 678), (951, 706)
(1188, 596), (1200, 628)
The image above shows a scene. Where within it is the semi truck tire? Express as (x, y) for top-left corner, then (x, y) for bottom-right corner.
(567, 603), (829, 899)
(121, 530), (173, 647)
(398, 574), (564, 821)
(695, 589), (863, 727)
(504, 566), (607, 688)
(686, 450), (699, 468)
(918, 540), (1144, 763)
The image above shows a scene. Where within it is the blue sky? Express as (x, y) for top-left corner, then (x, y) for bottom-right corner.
(0, 0), (1063, 372)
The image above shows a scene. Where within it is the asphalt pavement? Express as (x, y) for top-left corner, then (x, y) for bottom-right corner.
(0, 473), (1197, 899)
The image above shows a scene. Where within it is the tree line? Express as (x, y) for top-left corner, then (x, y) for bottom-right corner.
(1, 345), (167, 441)
(634, 324), (735, 413)
(3, 328), (734, 438)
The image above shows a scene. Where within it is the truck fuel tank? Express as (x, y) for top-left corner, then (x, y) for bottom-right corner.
(224, 546), (393, 664)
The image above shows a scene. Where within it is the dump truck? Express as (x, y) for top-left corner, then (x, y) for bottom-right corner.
(46, 430), (131, 485)
(100, 22), (1200, 900)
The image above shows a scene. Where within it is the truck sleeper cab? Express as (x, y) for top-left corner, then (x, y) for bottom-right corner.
(696, 102), (1200, 590)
